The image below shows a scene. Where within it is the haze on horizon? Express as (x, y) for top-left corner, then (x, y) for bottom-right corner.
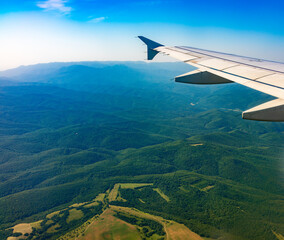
(1, 0), (284, 71)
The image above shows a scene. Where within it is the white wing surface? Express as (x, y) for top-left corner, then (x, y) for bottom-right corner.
(138, 36), (284, 121)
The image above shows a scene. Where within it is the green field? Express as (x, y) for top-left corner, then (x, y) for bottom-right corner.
(67, 209), (84, 223)
(120, 183), (153, 189)
(109, 183), (153, 202)
(78, 208), (142, 240)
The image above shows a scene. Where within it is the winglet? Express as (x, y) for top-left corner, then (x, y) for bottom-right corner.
(138, 36), (164, 60)
(138, 36), (163, 49)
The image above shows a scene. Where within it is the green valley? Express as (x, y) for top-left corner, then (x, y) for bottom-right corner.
(0, 62), (283, 240)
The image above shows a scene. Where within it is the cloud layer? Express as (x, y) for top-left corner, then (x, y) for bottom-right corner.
(37, 0), (72, 15)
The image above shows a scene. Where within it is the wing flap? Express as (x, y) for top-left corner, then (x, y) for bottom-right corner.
(224, 65), (273, 80)
(243, 99), (284, 121)
(175, 69), (232, 84)
(196, 58), (239, 70)
(204, 67), (284, 99)
(258, 74), (284, 88)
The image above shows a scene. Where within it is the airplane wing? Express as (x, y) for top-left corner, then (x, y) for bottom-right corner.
(138, 36), (284, 121)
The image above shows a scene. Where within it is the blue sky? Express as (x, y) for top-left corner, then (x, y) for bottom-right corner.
(0, 0), (284, 70)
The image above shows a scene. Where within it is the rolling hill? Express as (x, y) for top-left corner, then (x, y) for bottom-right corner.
(0, 62), (283, 240)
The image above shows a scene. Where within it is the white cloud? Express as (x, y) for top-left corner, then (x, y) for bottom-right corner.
(88, 17), (107, 23)
(37, 0), (72, 15)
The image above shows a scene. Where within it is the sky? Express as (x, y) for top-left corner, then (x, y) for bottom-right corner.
(0, 0), (284, 70)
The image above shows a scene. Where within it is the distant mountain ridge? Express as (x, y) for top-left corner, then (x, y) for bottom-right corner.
(0, 61), (283, 240)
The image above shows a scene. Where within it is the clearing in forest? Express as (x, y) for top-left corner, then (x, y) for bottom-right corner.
(119, 183), (153, 189)
(201, 185), (215, 191)
(166, 222), (204, 240)
(30, 220), (42, 230)
(70, 202), (87, 208)
(110, 205), (203, 240)
(191, 143), (204, 146)
(66, 209), (84, 223)
(12, 223), (33, 235)
(46, 223), (61, 234)
(77, 208), (141, 240)
(83, 201), (99, 208)
(108, 184), (120, 201)
(7, 223), (33, 240)
(153, 188), (170, 202)
(46, 211), (60, 219)
(273, 231), (284, 240)
(94, 193), (105, 202)
(109, 183), (153, 201)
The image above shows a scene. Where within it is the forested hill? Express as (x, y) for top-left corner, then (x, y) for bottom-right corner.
(0, 62), (283, 240)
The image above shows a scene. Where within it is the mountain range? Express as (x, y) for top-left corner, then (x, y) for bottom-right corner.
(0, 61), (283, 240)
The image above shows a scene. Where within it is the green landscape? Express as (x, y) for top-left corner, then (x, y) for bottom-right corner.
(0, 61), (283, 240)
